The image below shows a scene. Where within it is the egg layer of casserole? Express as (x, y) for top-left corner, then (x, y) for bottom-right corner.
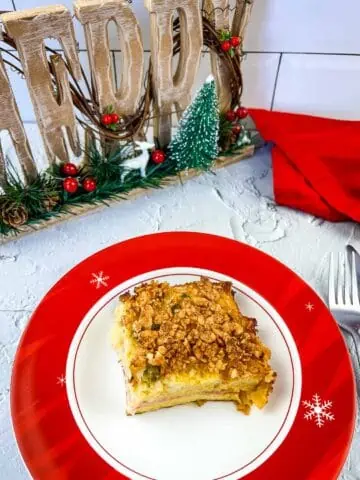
(111, 278), (276, 415)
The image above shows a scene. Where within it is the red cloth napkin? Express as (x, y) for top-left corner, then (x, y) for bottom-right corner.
(249, 109), (360, 222)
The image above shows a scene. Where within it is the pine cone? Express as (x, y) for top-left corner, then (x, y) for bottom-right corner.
(42, 194), (60, 212)
(0, 199), (28, 227)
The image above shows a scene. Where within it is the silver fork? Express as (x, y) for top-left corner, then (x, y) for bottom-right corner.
(329, 251), (360, 369)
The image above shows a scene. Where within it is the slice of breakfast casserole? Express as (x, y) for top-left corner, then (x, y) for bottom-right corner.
(111, 278), (276, 415)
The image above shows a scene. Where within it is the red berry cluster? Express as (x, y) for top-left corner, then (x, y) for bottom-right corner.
(151, 149), (166, 164)
(60, 163), (97, 194)
(225, 107), (248, 135)
(220, 34), (241, 56)
(101, 110), (120, 130)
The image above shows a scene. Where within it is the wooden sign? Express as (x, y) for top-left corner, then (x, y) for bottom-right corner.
(0, 0), (255, 242)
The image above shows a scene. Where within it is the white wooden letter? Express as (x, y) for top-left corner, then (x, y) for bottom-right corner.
(203, 0), (231, 111)
(75, 0), (144, 116)
(0, 54), (37, 187)
(145, 0), (203, 146)
(1, 6), (82, 164)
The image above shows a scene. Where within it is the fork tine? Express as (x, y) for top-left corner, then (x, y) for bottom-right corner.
(351, 251), (360, 306)
(329, 253), (336, 306)
(344, 251), (351, 305)
(337, 253), (344, 306)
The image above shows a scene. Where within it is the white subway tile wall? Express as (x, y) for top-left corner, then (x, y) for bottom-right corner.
(1, 0), (360, 121)
(1, 1), (14, 13)
(273, 54), (360, 120)
(246, 0), (360, 54)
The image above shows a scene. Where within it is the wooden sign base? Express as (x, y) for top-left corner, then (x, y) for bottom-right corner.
(0, 146), (254, 245)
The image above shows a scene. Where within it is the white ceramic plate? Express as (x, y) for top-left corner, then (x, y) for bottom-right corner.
(66, 268), (302, 480)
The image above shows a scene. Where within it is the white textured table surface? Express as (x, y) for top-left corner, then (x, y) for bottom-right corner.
(0, 146), (359, 479)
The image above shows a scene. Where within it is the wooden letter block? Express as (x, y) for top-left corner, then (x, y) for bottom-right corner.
(204, 0), (255, 112)
(1, 6), (82, 164)
(145, 0), (203, 146)
(75, 0), (144, 117)
(0, 54), (37, 187)
(232, 0), (255, 39)
(203, 0), (231, 112)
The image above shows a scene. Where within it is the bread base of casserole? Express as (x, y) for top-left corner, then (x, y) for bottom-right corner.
(126, 390), (270, 415)
(121, 368), (272, 416)
(128, 393), (240, 415)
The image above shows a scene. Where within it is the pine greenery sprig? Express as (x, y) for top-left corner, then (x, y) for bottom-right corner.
(4, 161), (60, 215)
(83, 141), (137, 184)
(0, 141), (180, 238)
(219, 112), (234, 139)
(0, 161), (62, 236)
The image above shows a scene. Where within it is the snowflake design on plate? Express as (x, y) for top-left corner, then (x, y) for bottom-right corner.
(90, 271), (110, 289)
(57, 375), (66, 387)
(303, 393), (335, 427)
(305, 302), (314, 312)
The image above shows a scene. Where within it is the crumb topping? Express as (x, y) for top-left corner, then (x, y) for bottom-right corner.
(119, 278), (274, 384)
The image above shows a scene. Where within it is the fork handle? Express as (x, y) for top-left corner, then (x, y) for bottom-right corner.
(345, 327), (360, 375)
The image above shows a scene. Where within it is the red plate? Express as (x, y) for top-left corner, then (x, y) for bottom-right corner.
(11, 232), (356, 480)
